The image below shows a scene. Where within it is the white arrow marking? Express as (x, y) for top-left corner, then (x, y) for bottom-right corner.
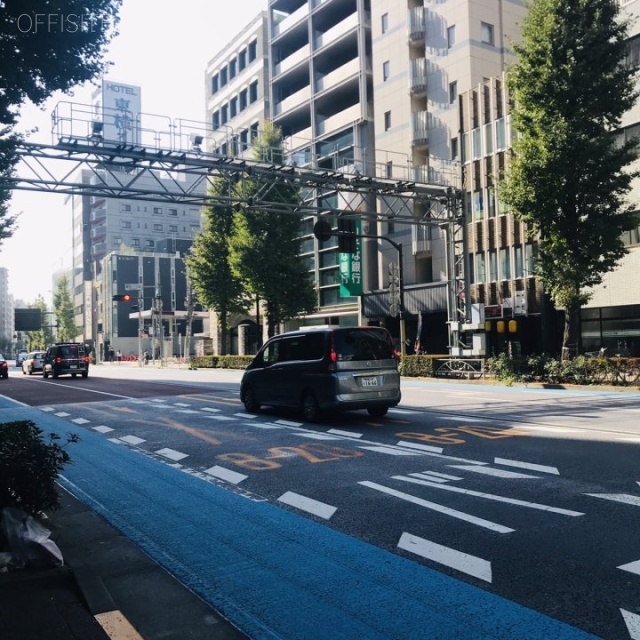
(586, 493), (640, 507)
(618, 559), (640, 576)
(399, 532), (492, 582)
(621, 609), (640, 639)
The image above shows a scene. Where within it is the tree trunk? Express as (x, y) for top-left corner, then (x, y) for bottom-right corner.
(562, 303), (580, 360)
(219, 312), (228, 356)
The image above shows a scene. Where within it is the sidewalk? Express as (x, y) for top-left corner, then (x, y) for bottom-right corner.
(0, 486), (248, 640)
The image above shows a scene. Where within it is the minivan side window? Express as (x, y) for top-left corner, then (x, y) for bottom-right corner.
(279, 334), (324, 362)
(261, 340), (280, 365)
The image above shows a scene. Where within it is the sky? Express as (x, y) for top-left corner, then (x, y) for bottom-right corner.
(0, 0), (267, 304)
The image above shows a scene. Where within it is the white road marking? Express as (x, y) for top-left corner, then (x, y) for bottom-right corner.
(72, 418), (90, 424)
(408, 473), (449, 484)
(119, 435), (146, 445)
(439, 415), (493, 422)
(202, 407), (221, 413)
(398, 532), (492, 583)
(174, 402), (191, 407)
(448, 465), (540, 479)
(93, 426), (114, 434)
(40, 407), (55, 412)
(175, 409), (200, 414)
(202, 415), (236, 421)
(204, 465), (248, 484)
(420, 470), (464, 481)
(247, 423), (283, 429)
(292, 433), (341, 440)
(275, 419), (303, 427)
(358, 446), (419, 456)
(328, 429), (363, 438)
(359, 481), (514, 533)
(494, 458), (559, 475)
(618, 559), (640, 576)
(108, 438), (124, 444)
(396, 441), (444, 454)
(151, 398), (168, 402)
(621, 609), (640, 639)
(277, 491), (337, 520)
(155, 448), (189, 461)
(234, 412), (257, 419)
(388, 408), (420, 414)
(586, 493), (640, 507)
(395, 478), (584, 516)
(54, 412), (70, 417)
(522, 426), (581, 433)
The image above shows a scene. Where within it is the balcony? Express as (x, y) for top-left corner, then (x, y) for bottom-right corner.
(409, 58), (427, 95)
(412, 225), (432, 256)
(315, 58), (359, 94)
(91, 242), (107, 258)
(313, 13), (358, 51)
(274, 84), (312, 116)
(272, 3), (309, 38)
(91, 208), (106, 224)
(411, 111), (430, 148)
(316, 103), (361, 137)
(91, 225), (106, 240)
(274, 43), (311, 77)
(408, 7), (425, 44)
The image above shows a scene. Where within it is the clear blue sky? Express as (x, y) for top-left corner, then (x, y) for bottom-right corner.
(0, 0), (266, 303)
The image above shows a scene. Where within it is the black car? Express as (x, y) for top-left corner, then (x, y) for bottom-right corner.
(43, 343), (89, 379)
(0, 355), (8, 379)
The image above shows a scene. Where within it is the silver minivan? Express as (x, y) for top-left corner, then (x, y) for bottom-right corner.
(240, 326), (401, 421)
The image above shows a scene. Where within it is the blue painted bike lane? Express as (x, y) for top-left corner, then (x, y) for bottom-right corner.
(0, 401), (603, 640)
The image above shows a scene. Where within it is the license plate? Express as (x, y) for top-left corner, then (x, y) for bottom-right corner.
(361, 376), (378, 387)
(70, 364), (77, 368)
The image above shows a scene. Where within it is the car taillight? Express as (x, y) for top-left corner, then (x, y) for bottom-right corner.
(328, 331), (337, 371)
(1, 362), (7, 368)
(55, 357), (62, 364)
(84, 357), (90, 363)
(393, 347), (400, 361)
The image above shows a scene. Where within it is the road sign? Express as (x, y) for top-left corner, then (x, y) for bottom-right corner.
(124, 283), (140, 291)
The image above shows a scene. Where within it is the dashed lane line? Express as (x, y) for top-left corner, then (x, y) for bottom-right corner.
(448, 465), (540, 479)
(277, 491), (337, 520)
(155, 448), (189, 461)
(621, 609), (640, 639)
(494, 458), (560, 475)
(204, 465), (248, 484)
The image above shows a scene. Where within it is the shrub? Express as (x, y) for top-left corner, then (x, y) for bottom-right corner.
(398, 355), (442, 377)
(0, 420), (78, 516)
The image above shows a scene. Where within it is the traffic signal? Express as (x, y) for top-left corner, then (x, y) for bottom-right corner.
(337, 217), (357, 253)
(112, 293), (132, 302)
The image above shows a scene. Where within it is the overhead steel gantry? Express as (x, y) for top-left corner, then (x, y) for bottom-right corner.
(0, 124), (471, 350)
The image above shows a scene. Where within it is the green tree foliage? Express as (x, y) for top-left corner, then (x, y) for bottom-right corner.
(53, 275), (78, 342)
(25, 296), (54, 350)
(186, 180), (247, 355)
(230, 123), (317, 337)
(0, 0), (122, 248)
(502, 0), (639, 357)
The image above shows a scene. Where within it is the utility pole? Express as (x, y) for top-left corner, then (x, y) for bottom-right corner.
(184, 279), (195, 366)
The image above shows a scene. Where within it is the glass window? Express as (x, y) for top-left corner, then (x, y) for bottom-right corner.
(153, 224), (163, 231)
(386, 161), (393, 178)
(212, 111), (220, 131)
(168, 208), (178, 216)
(169, 225), (178, 233)
(239, 88), (248, 110)
(153, 206), (163, 214)
(229, 59), (237, 79)
(381, 13), (388, 33)
(238, 49), (247, 71)
(474, 190), (484, 219)
(384, 110), (391, 131)
(499, 248), (511, 280)
(496, 118), (506, 150)
(514, 246), (524, 277)
(525, 244), (536, 275)
(487, 188), (496, 217)
(230, 96), (238, 118)
(481, 22), (494, 45)
(484, 123), (493, 154)
(220, 67), (227, 86)
(249, 80), (258, 103)
(221, 104), (228, 124)
(489, 250), (498, 281)
(211, 74), (219, 94)
(449, 81), (457, 104)
(461, 132), (469, 162)
(475, 253), (486, 282)
(248, 40), (257, 62)
(451, 136), (458, 160)
(472, 127), (482, 159)
(447, 25), (456, 48)
(334, 328), (394, 362)
(383, 61), (390, 81)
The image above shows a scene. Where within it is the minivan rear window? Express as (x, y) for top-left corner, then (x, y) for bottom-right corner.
(60, 345), (82, 358)
(334, 328), (394, 361)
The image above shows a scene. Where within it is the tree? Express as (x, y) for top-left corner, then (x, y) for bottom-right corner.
(0, 0), (122, 248)
(53, 275), (78, 342)
(186, 180), (248, 355)
(230, 123), (317, 337)
(502, 0), (639, 357)
(25, 296), (55, 350)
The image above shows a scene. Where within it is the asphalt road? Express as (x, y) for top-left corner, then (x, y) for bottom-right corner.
(1, 362), (639, 639)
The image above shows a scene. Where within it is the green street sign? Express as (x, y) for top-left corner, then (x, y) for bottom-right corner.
(339, 220), (362, 297)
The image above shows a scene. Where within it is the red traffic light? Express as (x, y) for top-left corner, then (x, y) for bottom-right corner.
(112, 293), (132, 302)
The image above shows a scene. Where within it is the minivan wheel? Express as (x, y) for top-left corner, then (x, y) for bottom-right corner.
(301, 392), (320, 422)
(367, 406), (389, 418)
(81, 371), (88, 379)
(52, 370), (59, 379)
(43, 370), (49, 379)
(242, 386), (260, 413)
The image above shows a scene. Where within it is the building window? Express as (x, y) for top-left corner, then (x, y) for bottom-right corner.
(474, 190), (484, 219)
(250, 122), (259, 141)
(230, 96), (238, 118)
(168, 208), (178, 216)
(240, 129), (248, 151)
(382, 61), (390, 81)
(220, 67), (227, 87)
(121, 221), (131, 229)
(211, 74), (219, 94)
(153, 224), (163, 231)
(221, 104), (229, 124)
(169, 225), (178, 233)
(239, 88), (248, 110)
(449, 81), (457, 104)
(239, 49), (247, 71)
(481, 22), (495, 45)
(447, 25), (456, 48)
(386, 161), (393, 178)
(381, 12), (388, 34)
(499, 248), (511, 280)
(212, 111), (220, 131)
(153, 207), (163, 215)
(229, 58), (237, 79)
(121, 204), (131, 212)
(132, 238), (140, 247)
(489, 250), (498, 281)
(248, 39), (257, 62)
(384, 110), (391, 131)
(249, 80), (258, 103)
(475, 252), (486, 282)
(145, 240), (154, 249)
(514, 246), (524, 278)
(496, 118), (506, 150)
(451, 136), (458, 160)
